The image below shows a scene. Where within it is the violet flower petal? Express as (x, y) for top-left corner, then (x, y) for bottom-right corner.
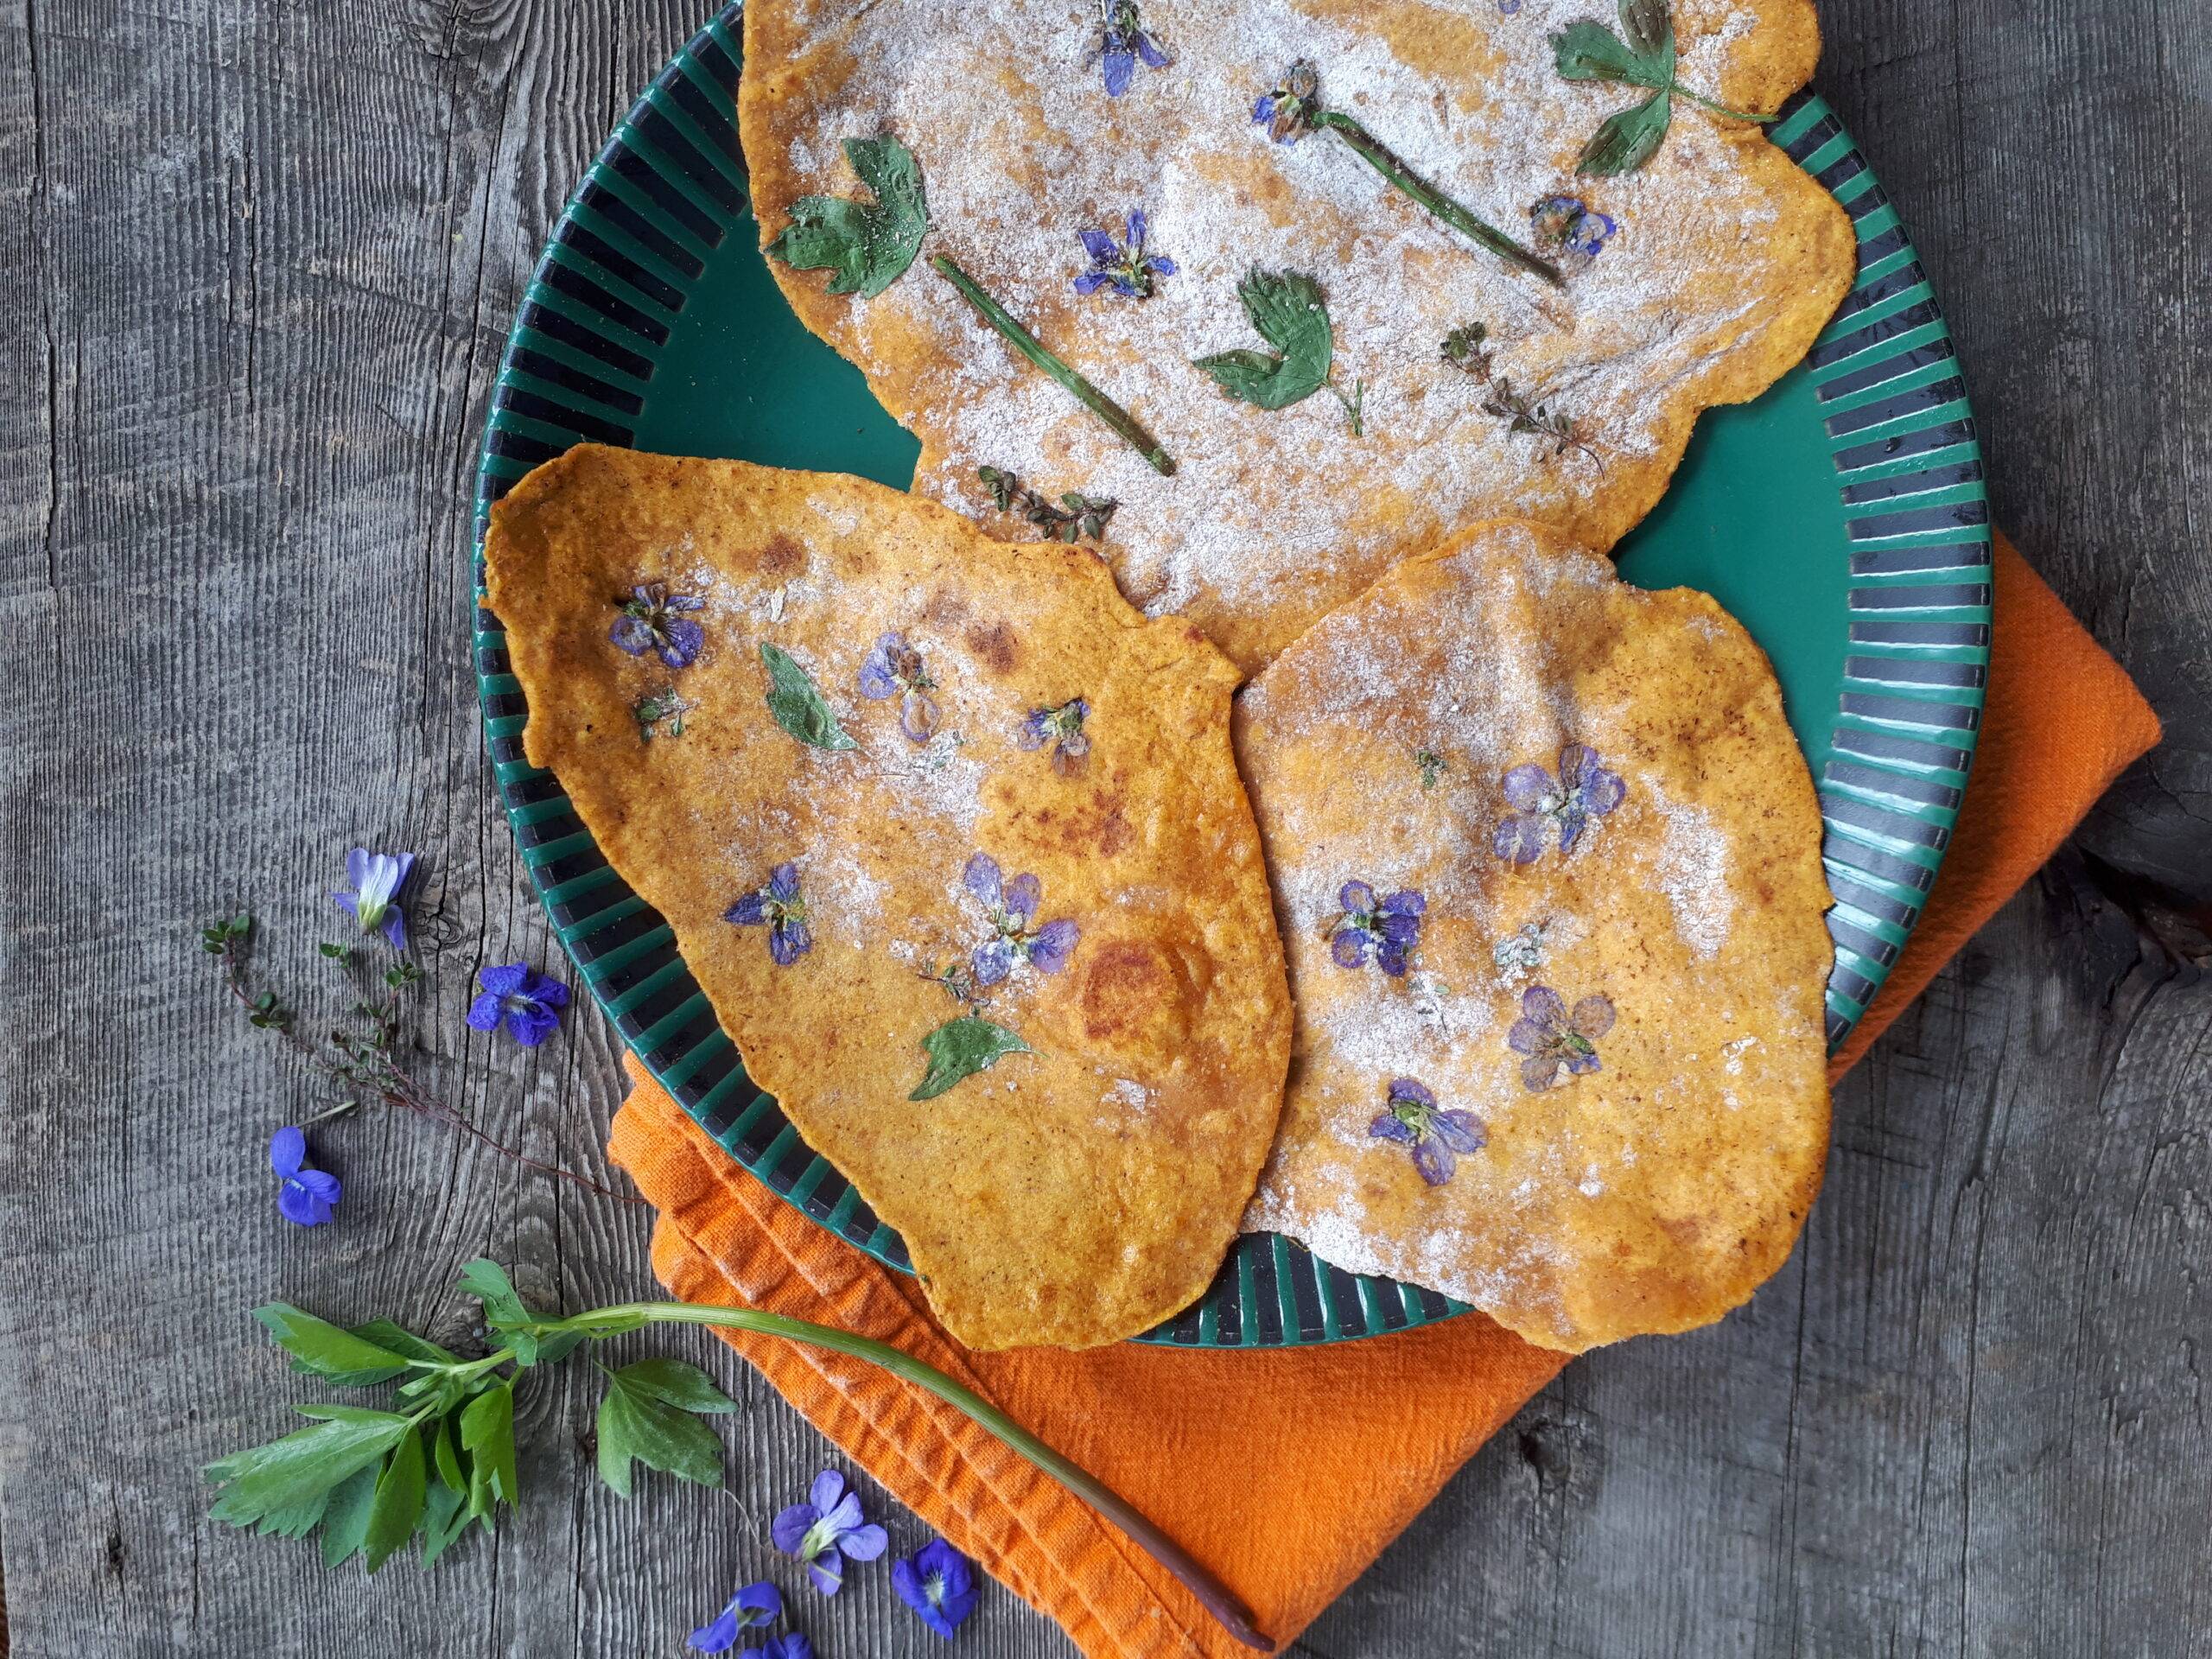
(771, 1502), (818, 1554)
(270, 1127), (307, 1178)
(963, 853), (1002, 906)
(1411, 1137), (1456, 1186)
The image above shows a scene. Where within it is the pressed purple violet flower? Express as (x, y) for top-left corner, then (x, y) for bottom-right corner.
(330, 848), (416, 951)
(964, 853), (1081, 986)
(1091, 0), (1171, 98)
(465, 962), (569, 1047)
(609, 582), (706, 669)
(1074, 210), (1177, 299)
(1369, 1077), (1487, 1186)
(1508, 985), (1617, 1093)
(725, 862), (813, 966)
(688, 1582), (782, 1655)
(1530, 194), (1618, 263)
(270, 1126), (341, 1226)
(857, 630), (940, 743)
(1017, 696), (1090, 775)
(1325, 879), (1427, 977)
(772, 1468), (889, 1596)
(747, 1639), (812, 1659)
(1251, 58), (1321, 143)
(893, 1537), (979, 1639)
(1494, 742), (1627, 863)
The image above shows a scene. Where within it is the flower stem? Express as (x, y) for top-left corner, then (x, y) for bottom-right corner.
(1311, 111), (1562, 288)
(564, 1300), (1275, 1652)
(931, 255), (1177, 477)
(1672, 85), (1776, 123)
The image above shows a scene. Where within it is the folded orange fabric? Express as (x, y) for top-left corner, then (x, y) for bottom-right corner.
(605, 533), (2158, 1658)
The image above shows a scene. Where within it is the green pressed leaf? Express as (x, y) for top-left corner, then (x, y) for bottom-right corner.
(594, 1370), (728, 1498)
(205, 1406), (414, 1535)
(459, 1380), (518, 1520)
(1577, 91), (1673, 175)
(256, 1304), (417, 1384)
(768, 134), (930, 299)
(910, 1016), (1032, 1102)
(610, 1357), (739, 1414)
(362, 1424), (427, 1573)
(761, 644), (859, 751)
(317, 1461), (381, 1568)
(1192, 269), (1334, 413)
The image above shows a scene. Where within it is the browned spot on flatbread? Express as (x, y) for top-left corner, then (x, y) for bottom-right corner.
(759, 533), (804, 578)
(964, 620), (1018, 676)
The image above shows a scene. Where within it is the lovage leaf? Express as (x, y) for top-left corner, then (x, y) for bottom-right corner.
(417, 1478), (474, 1567)
(910, 1016), (1033, 1102)
(457, 1258), (570, 1367)
(459, 1379), (519, 1521)
(760, 644), (860, 751)
(1576, 90), (1673, 175)
(594, 1364), (728, 1498)
(316, 1461), (382, 1568)
(205, 1405), (415, 1536)
(362, 1423), (427, 1573)
(609, 1357), (740, 1415)
(254, 1304), (417, 1386)
(1192, 269), (1335, 412)
(768, 134), (930, 299)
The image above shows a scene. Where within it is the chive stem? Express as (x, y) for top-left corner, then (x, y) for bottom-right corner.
(567, 1300), (1272, 1651)
(931, 255), (1177, 477)
(1312, 111), (1563, 288)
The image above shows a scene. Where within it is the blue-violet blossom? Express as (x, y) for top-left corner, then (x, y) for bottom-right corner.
(1530, 194), (1618, 263)
(1508, 985), (1617, 1093)
(1369, 1077), (1486, 1186)
(1326, 880), (1427, 977)
(1251, 59), (1321, 143)
(772, 1468), (889, 1595)
(1017, 696), (1090, 774)
(687, 1582), (782, 1655)
(1091, 0), (1170, 97)
(270, 1126), (341, 1226)
(857, 630), (940, 744)
(1493, 743), (1626, 863)
(893, 1538), (980, 1639)
(610, 582), (706, 670)
(465, 962), (569, 1047)
(964, 854), (1080, 985)
(330, 848), (416, 951)
(1075, 210), (1176, 299)
(724, 862), (813, 966)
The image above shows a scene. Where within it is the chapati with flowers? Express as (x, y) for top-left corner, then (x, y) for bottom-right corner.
(1234, 520), (1834, 1352)
(739, 0), (1853, 671)
(483, 444), (1292, 1351)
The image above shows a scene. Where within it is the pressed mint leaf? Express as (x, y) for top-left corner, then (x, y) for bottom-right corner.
(1192, 269), (1334, 412)
(911, 1016), (1032, 1102)
(1577, 91), (1672, 175)
(768, 134), (929, 299)
(595, 1368), (728, 1498)
(205, 1406), (416, 1536)
(255, 1304), (416, 1384)
(761, 643), (859, 751)
(362, 1423), (427, 1573)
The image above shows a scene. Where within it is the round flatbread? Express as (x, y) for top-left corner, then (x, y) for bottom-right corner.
(484, 445), (1292, 1350)
(1234, 519), (1833, 1351)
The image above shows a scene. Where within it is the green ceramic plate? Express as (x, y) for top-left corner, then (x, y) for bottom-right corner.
(474, 5), (1990, 1348)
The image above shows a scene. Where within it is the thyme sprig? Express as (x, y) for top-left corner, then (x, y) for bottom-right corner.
(1440, 323), (1601, 469)
(976, 466), (1120, 543)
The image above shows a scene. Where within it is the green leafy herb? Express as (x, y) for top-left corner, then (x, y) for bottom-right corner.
(760, 643), (860, 752)
(1415, 748), (1446, 790)
(594, 1358), (737, 1498)
(1192, 269), (1368, 434)
(911, 1015), (1032, 1101)
(767, 134), (929, 299)
(1553, 0), (1774, 176)
(976, 467), (1118, 543)
(632, 690), (693, 741)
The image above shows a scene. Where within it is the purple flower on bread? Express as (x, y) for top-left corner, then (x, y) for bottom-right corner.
(772, 1468), (888, 1596)
(1494, 743), (1626, 864)
(857, 630), (940, 744)
(1530, 194), (1618, 263)
(329, 848), (416, 951)
(1325, 880), (1427, 977)
(1018, 696), (1091, 775)
(1370, 1077), (1486, 1186)
(893, 1537), (980, 1638)
(1075, 210), (1177, 299)
(1251, 59), (1320, 144)
(964, 853), (1080, 986)
(465, 962), (569, 1047)
(1508, 985), (1617, 1093)
(725, 862), (813, 966)
(687, 1582), (782, 1654)
(270, 1127), (341, 1226)
(610, 582), (705, 669)
(1090, 0), (1171, 97)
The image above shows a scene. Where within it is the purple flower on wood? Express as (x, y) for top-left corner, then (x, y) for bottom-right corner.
(725, 861), (813, 966)
(270, 1126), (341, 1226)
(1494, 743), (1626, 864)
(963, 853), (1080, 985)
(772, 1468), (889, 1596)
(1369, 1077), (1486, 1186)
(610, 582), (706, 669)
(857, 630), (940, 744)
(1507, 985), (1617, 1092)
(1074, 210), (1177, 299)
(330, 848), (416, 951)
(1091, 0), (1171, 97)
(1018, 696), (1091, 775)
(465, 962), (569, 1047)
(1252, 59), (1320, 143)
(893, 1537), (979, 1638)
(1325, 879), (1427, 977)
(687, 1582), (782, 1654)
(749, 1639), (811, 1659)
(1530, 194), (1618, 263)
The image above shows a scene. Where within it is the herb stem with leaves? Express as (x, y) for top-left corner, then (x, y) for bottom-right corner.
(1553, 0), (1774, 176)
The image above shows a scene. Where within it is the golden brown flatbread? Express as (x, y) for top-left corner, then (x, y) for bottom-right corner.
(741, 0), (1853, 671)
(1234, 519), (1833, 1351)
(483, 445), (1292, 1350)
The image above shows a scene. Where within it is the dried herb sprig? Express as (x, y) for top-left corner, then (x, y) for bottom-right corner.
(931, 255), (1176, 476)
(1553, 0), (1776, 176)
(1440, 323), (1601, 469)
(976, 466), (1120, 543)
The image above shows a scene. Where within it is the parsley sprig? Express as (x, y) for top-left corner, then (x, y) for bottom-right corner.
(208, 1262), (1274, 1651)
(1554, 0), (1776, 176)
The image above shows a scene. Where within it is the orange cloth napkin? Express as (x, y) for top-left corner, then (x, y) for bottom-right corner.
(606, 534), (2157, 1658)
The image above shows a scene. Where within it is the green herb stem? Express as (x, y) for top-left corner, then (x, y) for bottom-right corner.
(931, 255), (1177, 477)
(1311, 112), (1562, 288)
(560, 1300), (1274, 1652)
(1670, 85), (1775, 123)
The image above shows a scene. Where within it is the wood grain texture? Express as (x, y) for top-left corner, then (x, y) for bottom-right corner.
(0, 0), (2204, 1655)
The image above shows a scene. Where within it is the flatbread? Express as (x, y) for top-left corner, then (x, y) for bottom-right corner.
(1233, 520), (1832, 1351)
(483, 445), (1292, 1350)
(741, 0), (1853, 671)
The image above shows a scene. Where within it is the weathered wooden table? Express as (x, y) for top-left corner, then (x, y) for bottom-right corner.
(3, 2), (2206, 1653)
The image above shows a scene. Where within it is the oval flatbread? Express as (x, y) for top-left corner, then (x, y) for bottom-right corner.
(484, 445), (1292, 1350)
(1234, 520), (1832, 1351)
